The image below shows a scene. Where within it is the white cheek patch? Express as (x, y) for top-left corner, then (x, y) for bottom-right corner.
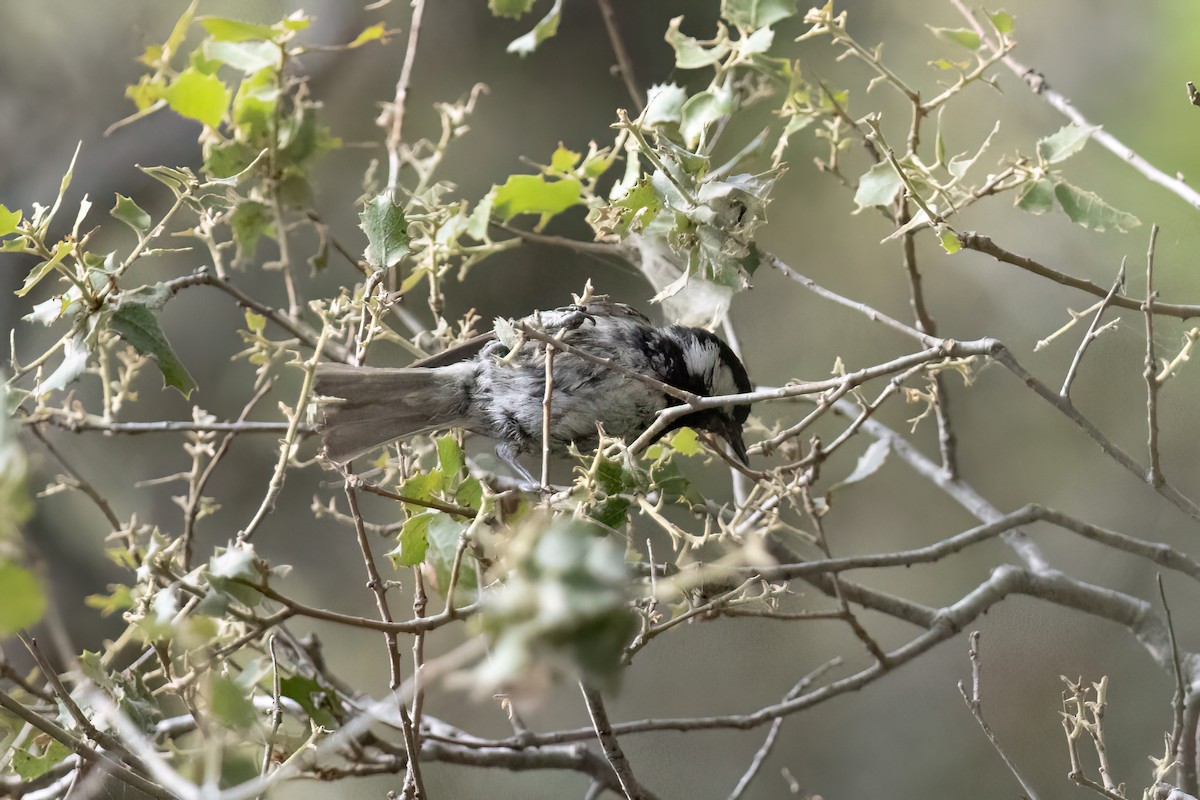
(682, 339), (719, 384)
(713, 365), (740, 398)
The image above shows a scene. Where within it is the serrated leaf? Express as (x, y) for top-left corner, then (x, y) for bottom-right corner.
(437, 434), (465, 478)
(111, 194), (151, 235)
(1053, 181), (1141, 233)
(507, 0), (563, 56)
(1036, 123), (1099, 165)
(230, 200), (271, 264)
(644, 83), (688, 127)
(279, 675), (338, 728)
(854, 161), (903, 210)
(1015, 178), (1055, 214)
(590, 496), (631, 529)
(400, 470), (444, 503)
(14, 240), (73, 298)
(491, 174), (583, 224)
(457, 477), (483, 510)
(830, 438), (889, 491)
(721, 0), (797, 30)
(0, 204), (21, 237)
(426, 515), (475, 602)
(199, 16), (278, 42)
(348, 23), (387, 48)
(549, 144), (581, 174)
(11, 738), (70, 780)
(928, 26), (981, 50)
(665, 17), (731, 69)
(489, 0), (535, 19)
(392, 511), (434, 567)
(208, 673), (257, 729)
(359, 193), (410, 269)
(164, 67), (231, 129)
(110, 302), (197, 397)
(0, 561), (46, 635)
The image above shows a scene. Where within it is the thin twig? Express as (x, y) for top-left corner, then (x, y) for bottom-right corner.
(1145, 224), (1163, 487)
(385, 0), (427, 198)
(27, 425), (121, 530)
(1061, 259), (1126, 398)
(596, 0), (645, 111)
(957, 632), (1043, 800)
(580, 681), (646, 800)
(1158, 575), (1187, 781)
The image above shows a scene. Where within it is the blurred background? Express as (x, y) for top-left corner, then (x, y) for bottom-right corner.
(4, 0), (1200, 797)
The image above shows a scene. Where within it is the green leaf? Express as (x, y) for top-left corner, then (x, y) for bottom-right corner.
(199, 16), (278, 42)
(39, 333), (90, 394)
(437, 434), (464, 478)
(110, 302), (197, 397)
(507, 0), (563, 56)
(1015, 178), (1055, 214)
(680, 85), (735, 149)
(391, 511), (434, 567)
(164, 67), (231, 129)
(426, 515), (475, 602)
(721, 0), (797, 30)
(14, 240), (73, 298)
(489, 0), (535, 19)
(589, 496), (631, 529)
(208, 673), (257, 729)
(230, 200), (271, 264)
(643, 83), (688, 127)
(86, 584), (135, 617)
(988, 10), (1014, 34)
(830, 438), (890, 491)
(666, 427), (704, 456)
(457, 477), (484, 510)
(359, 193), (410, 269)
(665, 17), (731, 69)
(853, 161), (904, 210)
(400, 470), (444, 502)
(938, 227), (961, 254)
(111, 194), (151, 235)
(927, 26), (981, 50)
(348, 23), (387, 48)
(491, 174), (583, 225)
(1036, 123), (1099, 165)
(279, 675), (338, 728)
(0, 562), (46, 635)
(11, 738), (70, 780)
(0, 204), (22, 237)
(1053, 181), (1141, 233)
(549, 144), (581, 174)
(203, 39), (279, 73)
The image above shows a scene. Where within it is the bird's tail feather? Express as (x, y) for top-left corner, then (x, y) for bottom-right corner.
(314, 363), (473, 463)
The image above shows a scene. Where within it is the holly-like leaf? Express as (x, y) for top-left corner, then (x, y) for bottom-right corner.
(507, 0), (563, 56)
(491, 174), (583, 225)
(854, 161), (904, 210)
(391, 511), (434, 567)
(0, 204), (21, 237)
(665, 17), (731, 69)
(164, 67), (231, 129)
(11, 738), (70, 780)
(489, 0), (535, 19)
(721, 0), (797, 30)
(208, 673), (257, 730)
(14, 240), (73, 298)
(644, 83), (688, 127)
(1053, 181), (1141, 233)
(110, 302), (197, 397)
(426, 515), (476, 602)
(680, 85), (735, 149)
(111, 194), (151, 235)
(437, 434), (465, 479)
(1036, 123), (1099, 165)
(359, 192), (410, 269)
(0, 561), (45, 635)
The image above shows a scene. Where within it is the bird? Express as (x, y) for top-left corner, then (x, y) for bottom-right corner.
(313, 297), (752, 483)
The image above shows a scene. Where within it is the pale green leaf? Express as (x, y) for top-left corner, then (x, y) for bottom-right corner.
(0, 204), (22, 237)
(1015, 178), (1055, 214)
(209, 673), (257, 729)
(853, 161), (903, 210)
(489, 0), (535, 19)
(14, 240), (73, 298)
(1053, 181), (1141, 233)
(721, 0), (797, 30)
(203, 39), (279, 73)
(938, 227), (961, 254)
(507, 0), (563, 56)
(830, 439), (889, 491)
(348, 23), (387, 48)
(550, 144), (581, 174)
(643, 83), (688, 127)
(198, 16), (278, 42)
(359, 193), (410, 269)
(1036, 123), (1099, 165)
(111, 194), (151, 235)
(988, 10), (1014, 34)
(491, 174), (583, 222)
(11, 738), (69, 780)
(39, 333), (89, 394)
(665, 17), (731, 69)
(928, 26), (981, 50)
(437, 434), (465, 478)
(391, 511), (435, 567)
(680, 85), (735, 149)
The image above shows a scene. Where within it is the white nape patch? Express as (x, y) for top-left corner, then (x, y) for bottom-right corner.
(712, 365), (740, 398)
(682, 338), (719, 383)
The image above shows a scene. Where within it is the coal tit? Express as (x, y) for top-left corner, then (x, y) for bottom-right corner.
(314, 298), (752, 478)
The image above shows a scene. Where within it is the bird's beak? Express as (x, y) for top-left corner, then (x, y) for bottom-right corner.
(721, 420), (749, 465)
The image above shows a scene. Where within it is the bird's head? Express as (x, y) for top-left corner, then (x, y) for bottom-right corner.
(664, 327), (753, 463)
